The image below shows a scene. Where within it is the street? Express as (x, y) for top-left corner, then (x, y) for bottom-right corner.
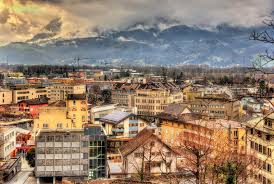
(6, 157), (35, 184)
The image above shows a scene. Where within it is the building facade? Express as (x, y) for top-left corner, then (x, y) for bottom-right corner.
(188, 97), (241, 120)
(99, 111), (148, 138)
(35, 129), (89, 182)
(135, 82), (183, 116)
(12, 86), (48, 104)
(48, 84), (86, 102)
(246, 114), (274, 184)
(0, 89), (12, 105)
(0, 127), (16, 160)
(119, 128), (177, 177)
(84, 125), (107, 179)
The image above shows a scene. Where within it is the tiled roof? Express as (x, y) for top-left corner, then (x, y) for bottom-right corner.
(119, 128), (156, 157)
(48, 100), (66, 107)
(19, 98), (48, 105)
(163, 103), (191, 116)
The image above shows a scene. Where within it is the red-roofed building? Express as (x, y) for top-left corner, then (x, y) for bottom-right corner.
(18, 98), (48, 118)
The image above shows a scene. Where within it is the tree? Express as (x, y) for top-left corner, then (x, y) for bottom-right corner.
(250, 19), (274, 72)
(26, 148), (35, 167)
(161, 67), (168, 83)
(104, 74), (108, 81)
(101, 89), (112, 104)
(176, 119), (252, 184)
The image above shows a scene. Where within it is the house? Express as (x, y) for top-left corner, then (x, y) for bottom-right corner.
(119, 128), (178, 177)
(18, 98), (48, 118)
(99, 111), (148, 138)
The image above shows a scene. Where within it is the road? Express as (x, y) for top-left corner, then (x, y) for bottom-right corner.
(6, 157), (35, 184)
(6, 171), (32, 184)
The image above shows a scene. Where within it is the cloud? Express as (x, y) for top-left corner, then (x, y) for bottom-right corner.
(0, 0), (273, 44)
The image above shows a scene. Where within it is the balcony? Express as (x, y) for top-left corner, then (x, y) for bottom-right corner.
(112, 128), (124, 133)
(129, 126), (138, 131)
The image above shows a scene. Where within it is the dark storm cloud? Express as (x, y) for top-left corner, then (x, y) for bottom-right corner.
(0, 0), (273, 44)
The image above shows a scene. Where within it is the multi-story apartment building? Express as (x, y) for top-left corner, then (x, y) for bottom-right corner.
(34, 94), (88, 132)
(12, 86), (48, 103)
(33, 101), (72, 133)
(99, 111), (148, 138)
(67, 94), (88, 128)
(246, 113), (274, 184)
(159, 112), (246, 153)
(84, 125), (107, 179)
(0, 89), (12, 105)
(135, 82), (183, 116)
(188, 96), (241, 120)
(0, 127), (16, 160)
(47, 84), (86, 102)
(111, 83), (140, 107)
(35, 129), (89, 182)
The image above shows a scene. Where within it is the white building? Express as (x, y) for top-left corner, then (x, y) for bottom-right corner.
(99, 111), (148, 138)
(0, 127), (16, 160)
(119, 128), (178, 177)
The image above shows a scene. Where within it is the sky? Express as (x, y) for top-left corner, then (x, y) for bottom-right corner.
(0, 0), (273, 44)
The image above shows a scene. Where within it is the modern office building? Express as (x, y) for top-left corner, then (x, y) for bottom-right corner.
(35, 129), (89, 183)
(84, 125), (107, 179)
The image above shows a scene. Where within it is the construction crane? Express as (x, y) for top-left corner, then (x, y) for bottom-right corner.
(57, 56), (94, 78)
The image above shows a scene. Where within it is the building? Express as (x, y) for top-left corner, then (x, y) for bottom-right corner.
(188, 96), (241, 120)
(34, 94), (88, 132)
(12, 86), (48, 104)
(84, 125), (107, 179)
(0, 127), (16, 160)
(135, 82), (183, 116)
(182, 85), (204, 101)
(111, 83), (140, 107)
(48, 84), (86, 102)
(33, 101), (72, 133)
(246, 113), (274, 184)
(0, 157), (21, 183)
(66, 94), (88, 128)
(158, 110), (246, 153)
(89, 104), (137, 124)
(99, 111), (148, 138)
(89, 104), (117, 124)
(35, 129), (89, 182)
(119, 128), (178, 177)
(18, 98), (48, 118)
(0, 89), (12, 105)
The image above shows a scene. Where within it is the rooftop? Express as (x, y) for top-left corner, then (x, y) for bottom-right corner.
(100, 111), (132, 125)
(67, 94), (86, 100)
(19, 98), (48, 105)
(48, 100), (66, 107)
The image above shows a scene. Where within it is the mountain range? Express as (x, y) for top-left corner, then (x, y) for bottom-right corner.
(0, 18), (272, 67)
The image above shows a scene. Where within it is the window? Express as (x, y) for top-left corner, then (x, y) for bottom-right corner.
(266, 134), (271, 141)
(268, 148), (272, 157)
(134, 152), (142, 158)
(43, 123), (48, 128)
(267, 164), (272, 173)
(57, 123), (63, 129)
